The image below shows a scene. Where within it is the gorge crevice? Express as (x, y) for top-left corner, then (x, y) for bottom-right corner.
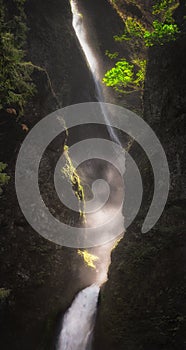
(0, 1), (185, 350)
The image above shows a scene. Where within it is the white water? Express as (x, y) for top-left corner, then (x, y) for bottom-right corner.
(57, 284), (100, 350)
(70, 0), (121, 146)
(57, 3), (124, 349)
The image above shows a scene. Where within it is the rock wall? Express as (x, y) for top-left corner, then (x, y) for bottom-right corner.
(1, 1), (186, 349)
(94, 2), (186, 350)
(0, 1), (97, 349)
(77, 0), (141, 110)
(25, 0), (96, 107)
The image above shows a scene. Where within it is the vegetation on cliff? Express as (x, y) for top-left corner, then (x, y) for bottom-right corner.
(0, 0), (35, 114)
(0, 0), (36, 197)
(95, 1), (186, 349)
(0, 162), (10, 194)
(103, 0), (179, 94)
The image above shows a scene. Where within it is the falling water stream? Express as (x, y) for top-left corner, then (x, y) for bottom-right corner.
(70, 0), (121, 146)
(57, 285), (100, 350)
(57, 1), (123, 349)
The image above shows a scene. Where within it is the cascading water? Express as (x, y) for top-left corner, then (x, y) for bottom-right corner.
(57, 285), (100, 350)
(57, 2), (124, 349)
(70, 0), (121, 146)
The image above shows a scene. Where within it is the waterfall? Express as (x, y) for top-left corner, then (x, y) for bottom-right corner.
(57, 285), (100, 350)
(70, 0), (121, 146)
(56, 3), (125, 349)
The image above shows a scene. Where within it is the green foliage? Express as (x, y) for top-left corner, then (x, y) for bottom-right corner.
(144, 20), (179, 46)
(133, 58), (146, 86)
(61, 145), (86, 220)
(103, 0), (179, 95)
(0, 0), (35, 114)
(152, 0), (179, 23)
(0, 33), (35, 112)
(0, 287), (11, 300)
(8, 15), (27, 48)
(103, 60), (134, 93)
(105, 50), (119, 59)
(103, 58), (146, 93)
(153, 0), (175, 13)
(114, 17), (145, 42)
(0, 162), (10, 194)
(114, 14), (179, 47)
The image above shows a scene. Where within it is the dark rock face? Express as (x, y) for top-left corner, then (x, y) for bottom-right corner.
(77, 0), (128, 61)
(25, 0), (96, 106)
(76, 0), (141, 110)
(0, 1), (97, 349)
(1, 1), (127, 348)
(144, 45), (186, 204)
(94, 4), (186, 350)
(1, 0), (186, 349)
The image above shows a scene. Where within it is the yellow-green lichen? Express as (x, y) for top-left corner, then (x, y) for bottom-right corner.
(0, 288), (11, 301)
(61, 145), (86, 221)
(78, 249), (99, 269)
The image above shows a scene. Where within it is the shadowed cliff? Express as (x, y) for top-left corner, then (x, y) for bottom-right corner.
(94, 2), (186, 349)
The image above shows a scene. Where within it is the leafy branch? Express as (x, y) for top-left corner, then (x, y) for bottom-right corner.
(0, 0), (35, 114)
(103, 0), (179, 95)
(103, 58), (146, 94)
(0, 162), (10, 195)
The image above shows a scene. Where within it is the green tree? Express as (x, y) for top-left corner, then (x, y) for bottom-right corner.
(0, 162), (10, 194)
(103, 0), (179, 94)
(0, 32), (35, 113)
(0, 0), (35, 114)
(103, 59), (146, 94)
(0, 0), (36, 197)
(143, 20), (179, 47)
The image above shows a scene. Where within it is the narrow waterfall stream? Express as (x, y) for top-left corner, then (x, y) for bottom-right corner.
(57, 285), (100, 350)
(70, 0), (121, 145)
(57, 2), (123, 349)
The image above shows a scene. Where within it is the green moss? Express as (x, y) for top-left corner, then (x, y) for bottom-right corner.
(61, 145), (86, 221)
(77, 250), (99, 269)
(0, 162), (10, 195)
(0, 288), (11, 301)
